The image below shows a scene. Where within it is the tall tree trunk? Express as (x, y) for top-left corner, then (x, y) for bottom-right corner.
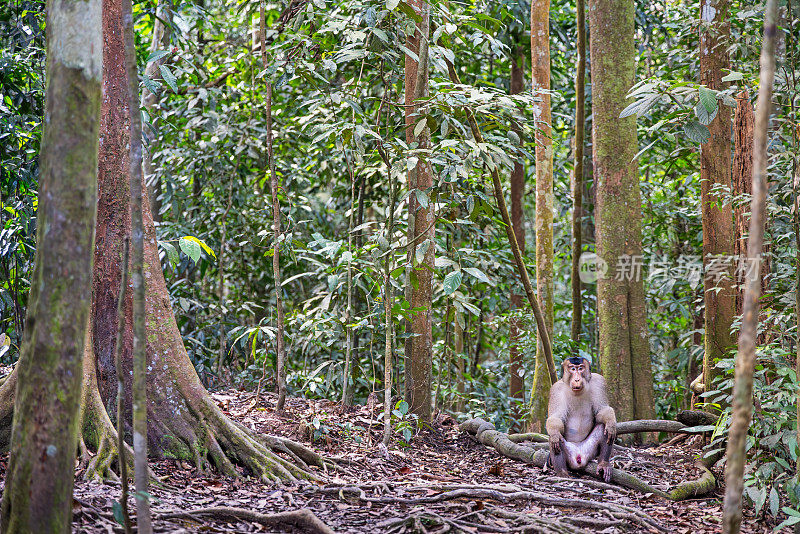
(529, 0), (554, 432)
(0, 0), (102, 530)
(260, 1), (287, 412)
(571, 0), (586, 346)
(699, 0), (736, 397)
(124, 0), (152, 527)
(588, 0), (655, 422)
(508, 47), (525, 428)
(124, 0), (152, 526)
(733, 90), (754, 317)
(721, 1), (776, 531)
(403, 0), (434, 422)
(142, 0), (171, 222)
(91, 0), (318, 482)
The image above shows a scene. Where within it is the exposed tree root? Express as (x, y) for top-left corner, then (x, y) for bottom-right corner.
(79, 343), (134, 481)
(377, 507), (589, 534)
(461, 418), (715, 502)
(317, 482), (665, 532)
(158, 506), (335, 534)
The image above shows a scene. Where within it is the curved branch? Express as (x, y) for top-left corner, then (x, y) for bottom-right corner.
(460, 418), (715, 502)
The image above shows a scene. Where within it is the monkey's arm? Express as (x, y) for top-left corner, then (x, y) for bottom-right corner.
(591, 375), (617, 443)
(545, 382), (568, 453)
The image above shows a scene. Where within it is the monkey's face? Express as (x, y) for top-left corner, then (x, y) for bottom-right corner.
(562, 358), (591, 395)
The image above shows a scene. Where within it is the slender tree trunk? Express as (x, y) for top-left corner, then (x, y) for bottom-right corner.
(508, 47), (525, 428)
(454, 310), (465, 413)
(260, 2), (287, 411)
(403, 0), (434, 422)
(588, 0), (655, 422)
(123, 0), (152, 527)
(142, 0), (171, 222)
(529, 0), (554, 433)
(700, 0), (736, 397)
(722, 2), (777, 531)
(733, 90), (754, 317)
(0, 0), (102, 530)
(382, 151), (396, 445)
(444, 60), (556, 386)
(115, 240), (133, 534)
(341, 162), (356, 405)
(571, 0), (586, 346)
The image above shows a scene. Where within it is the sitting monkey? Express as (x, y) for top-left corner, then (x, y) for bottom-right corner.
(545, 356), (616, 482)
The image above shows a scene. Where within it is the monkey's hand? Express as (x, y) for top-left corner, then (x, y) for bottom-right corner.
(604, 421), (617, 444)
(548, 431), (563, 454)
(597, 460), (612, 483)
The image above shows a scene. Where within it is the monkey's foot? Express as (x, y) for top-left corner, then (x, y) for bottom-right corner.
(597, 461), (612, 483)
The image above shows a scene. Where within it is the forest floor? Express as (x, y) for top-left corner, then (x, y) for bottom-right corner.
(0, 389), (778, 533)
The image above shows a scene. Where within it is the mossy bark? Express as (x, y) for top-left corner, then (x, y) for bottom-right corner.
(80, 0), (322, 484)
(403, 0), (434, 422)
(699, 0), (736, 397)
(588, 0), (655, 422)
(0, 0), (102, 530)
(529, 0), (554, 432)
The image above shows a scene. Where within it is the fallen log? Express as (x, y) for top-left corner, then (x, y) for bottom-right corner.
(507, 417), (714, 444)
(460, 418), (715, 501)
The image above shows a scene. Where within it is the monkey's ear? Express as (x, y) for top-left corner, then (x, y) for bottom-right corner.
(582, 364), (592, 381)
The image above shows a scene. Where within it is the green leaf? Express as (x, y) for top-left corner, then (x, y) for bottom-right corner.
(386, 0), (400, 9)
(183, 235), (216, 258)
(695, 100), (718, 125)
(683, 120), (711, 144)
(721, 71), (744, 82)
(415, 188), (429, 209)
(146, 49), (170, 63)
(443, 270), (463, 295)
(770, 486), (780, 517)
(159, 64), (178, 92)
(142, 75), (161, 96)
(396, 400), (409, 415)
(698, 85), (717, 113)
(179, 237), (202, 264)
(414, 117), (427, 138)
(397, 1), (422, 22)
(464, 267), (492, 285)
(415, 240), (430, 265)
(112, 501), (125, 525)
(160, 241), (179, 267)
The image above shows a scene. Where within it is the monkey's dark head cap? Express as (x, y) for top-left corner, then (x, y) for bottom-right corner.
(566, 355), (592, 365)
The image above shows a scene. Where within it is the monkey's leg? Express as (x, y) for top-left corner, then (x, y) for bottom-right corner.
(564, 424), (606, 470)
(595, 424), (614, 483)
(549, 441), (570, 477)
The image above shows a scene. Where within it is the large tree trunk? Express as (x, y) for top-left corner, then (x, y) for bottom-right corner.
(699, 0), (736, 397)
(403, 0), (434, 422)
(508, 47), (525, 429)
(0, 0), (102, 530)
(588, 0), (655, 422)
(27, 0), (322, 485)
(528, 0), (554, 433)
(721, 2), (777, 531)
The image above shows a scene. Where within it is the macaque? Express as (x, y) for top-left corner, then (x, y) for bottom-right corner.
(545, 356), (616, 482)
